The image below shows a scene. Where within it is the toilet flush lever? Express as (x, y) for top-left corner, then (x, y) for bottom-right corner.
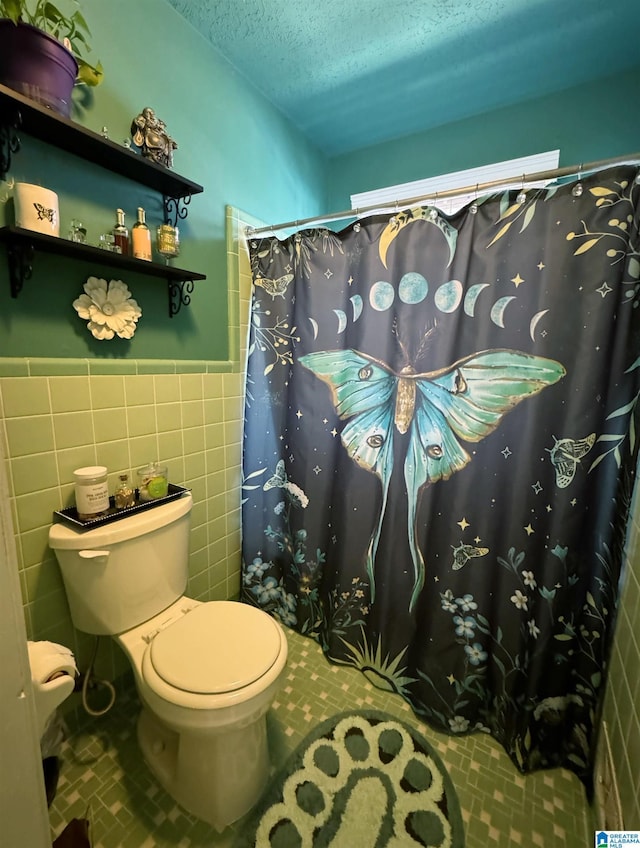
(79, 550), (110, 563)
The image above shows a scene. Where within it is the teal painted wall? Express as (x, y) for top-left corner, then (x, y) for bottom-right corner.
(0, 0), (328, 361)
(327, 66), (640, 211)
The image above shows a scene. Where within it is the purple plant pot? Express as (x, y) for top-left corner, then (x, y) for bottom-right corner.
(0, 20), (78, 117)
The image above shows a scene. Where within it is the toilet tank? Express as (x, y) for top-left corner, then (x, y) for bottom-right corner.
(49, 493), (192, 636)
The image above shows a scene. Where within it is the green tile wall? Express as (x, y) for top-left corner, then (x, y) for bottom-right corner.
(0, 208), (254, 684)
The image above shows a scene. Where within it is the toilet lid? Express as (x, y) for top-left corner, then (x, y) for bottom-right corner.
(148, 603), (282, 694)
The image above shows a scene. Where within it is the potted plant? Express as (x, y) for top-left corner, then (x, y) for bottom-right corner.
(0, 0), (103, 117)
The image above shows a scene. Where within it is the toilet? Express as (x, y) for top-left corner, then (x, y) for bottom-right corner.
(48, 492), (287, 830)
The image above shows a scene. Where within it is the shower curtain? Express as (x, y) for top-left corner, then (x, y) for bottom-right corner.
(241, 165), (640, 785)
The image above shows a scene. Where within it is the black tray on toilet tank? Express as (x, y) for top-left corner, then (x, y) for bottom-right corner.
(53, 484), (190, 530)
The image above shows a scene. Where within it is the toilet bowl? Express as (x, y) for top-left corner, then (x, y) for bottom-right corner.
(118, 597), (287, 827)
(48, 493), (288, 829)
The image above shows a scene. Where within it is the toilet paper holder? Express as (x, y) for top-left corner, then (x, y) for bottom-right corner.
(27, 641), (77, 741)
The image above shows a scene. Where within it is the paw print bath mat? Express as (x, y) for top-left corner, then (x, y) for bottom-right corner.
(234, 709), (464, 847)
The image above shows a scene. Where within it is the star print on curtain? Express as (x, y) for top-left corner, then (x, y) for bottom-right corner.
(241, 165), (640, 787)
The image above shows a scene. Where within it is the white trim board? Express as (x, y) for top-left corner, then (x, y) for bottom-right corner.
(351, 150), (560, 216)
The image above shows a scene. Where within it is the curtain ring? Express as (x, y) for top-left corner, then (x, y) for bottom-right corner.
(572, 164), (584, 197)
(428, 193), (439, 221)
(517, 174), (527, 205)
(470, 184), (479, 215)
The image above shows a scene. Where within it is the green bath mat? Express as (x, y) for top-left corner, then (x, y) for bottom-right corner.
(234, 709), (465, 847)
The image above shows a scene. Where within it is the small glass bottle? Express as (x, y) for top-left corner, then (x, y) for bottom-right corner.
(156, 223), (179, 262)
(112, 208), (129, 255)
(68, 219), (87, 243)
(131, 206), (152, 261)
(114, 473), (135, 509)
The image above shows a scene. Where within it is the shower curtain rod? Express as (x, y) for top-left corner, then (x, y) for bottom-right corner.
(245, 151), (640, 236)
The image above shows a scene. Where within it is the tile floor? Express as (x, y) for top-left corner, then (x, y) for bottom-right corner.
(49, 627), (594, 847)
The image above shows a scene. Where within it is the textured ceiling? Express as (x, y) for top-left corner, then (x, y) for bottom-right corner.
(166, 0), (640, 157)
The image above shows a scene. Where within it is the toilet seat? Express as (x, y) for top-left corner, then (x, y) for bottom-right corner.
(147, 602), (283, 695)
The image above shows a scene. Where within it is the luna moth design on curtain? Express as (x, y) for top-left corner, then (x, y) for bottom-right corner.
(241, 166), (640, 786)
(297, 348), (564, 612)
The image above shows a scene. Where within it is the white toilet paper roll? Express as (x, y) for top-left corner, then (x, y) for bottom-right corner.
(27, 640), (78, 684)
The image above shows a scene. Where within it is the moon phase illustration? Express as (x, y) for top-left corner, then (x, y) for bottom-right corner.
(399, 272), (428, 304)
(530, 309), (549, 341)
(378, 208), (458, 268)
(464, 283), (491, 316)
(334, 309), (347, 333)
(370, 281), (395, 311)
(434, 280), (463, 313)
(490, 296), (516, 327)
(356, 274), (541, 337)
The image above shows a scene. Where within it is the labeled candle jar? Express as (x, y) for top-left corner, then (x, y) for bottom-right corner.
(74, 466), (109, 520)
(137, 462), (169, 501)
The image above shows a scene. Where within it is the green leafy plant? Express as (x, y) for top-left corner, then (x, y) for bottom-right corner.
(0, 0), (103, 85)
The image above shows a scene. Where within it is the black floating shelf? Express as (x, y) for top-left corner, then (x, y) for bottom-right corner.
(0, 226), (206, 317)
(0, 82), (203, 199)
(54, 484), (191, 530)
(0, 226), (206, 281)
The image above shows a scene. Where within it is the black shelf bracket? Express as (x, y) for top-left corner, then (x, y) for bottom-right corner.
(8, 237), (34, 298)
(0, 107), (22, 181)
(163, 194), (192, 228)
(168, 279), (195, 317)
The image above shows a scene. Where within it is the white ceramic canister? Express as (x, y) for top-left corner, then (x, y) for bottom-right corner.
(73, 466), (109, 520)
(14, 182), (60, 237)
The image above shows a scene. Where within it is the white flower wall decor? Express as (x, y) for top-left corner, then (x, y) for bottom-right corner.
(73, 277), (142, 340)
